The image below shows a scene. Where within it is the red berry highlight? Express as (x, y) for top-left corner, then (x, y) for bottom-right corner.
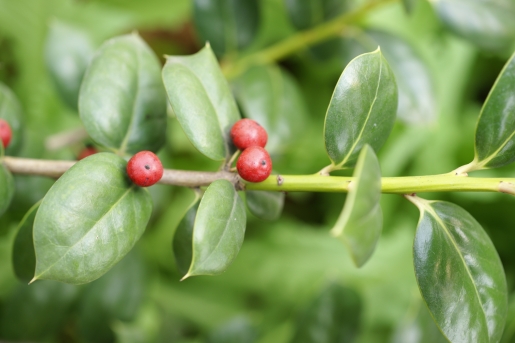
(236, 146), (272, 183)
(230, 118), (267, 150)
(78, 146), (98, 160)
(127, 151), (163, 187)
(0, 119), (12, 149)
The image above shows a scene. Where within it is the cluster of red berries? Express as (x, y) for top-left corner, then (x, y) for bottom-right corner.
(0, 119), (12, 149)
(231, 119), (272, 183)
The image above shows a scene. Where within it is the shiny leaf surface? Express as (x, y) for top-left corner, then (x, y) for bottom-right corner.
(409, 197), (507, 343)
(246, 190), (284, 221)
(324, 49), (398, 168)
(163, 45), (240, 160)
(290, 283), (362, 343)
(79, 33), (167, 155)
(0, 162), (14, 216)
(392, 300), (448, 343)
(184, 179), (246, 279)
(33, 153), (152, 284)
(45, 20), (95, 109)
(431, 0), (515, 51)
(12, 201), (40, 282)
(0, 82), (24, 155)
(193, 0), (260, 56)
(474, 51), (515, 169)
(232, 65), (307, 154)
(331, 145), (382, 267)
(172, 200), (199, 276)
(285, 0), (347, 30)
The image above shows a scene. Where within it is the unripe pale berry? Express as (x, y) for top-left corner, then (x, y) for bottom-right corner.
(0, 119), (12, 149)
(78, 146), (98, 160)
(236, 146), (272, 183)
(230, 118), (267, 150)
(127, 151), (163, 187)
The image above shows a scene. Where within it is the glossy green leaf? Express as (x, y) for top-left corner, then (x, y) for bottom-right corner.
(172, 200), (200, 276)
(0, 82), (24, 155)
(232, 65), (307, 154)
(324, 49), (398, 169)
(246, 190), (284, 221)
(183, 179), (246, 279)
(368, 31), (436, 124)
(163, 45), (240, 161)
(12, 201), (40, 282)
(331, 145), (382, 267)
(0, 162), (14, 216)
(79, 33), (167, 155)
(474, 51), (515, 169)
(408, 197), (507, 343)
(207, 317), (258, 343)
(285, 0), (348, 30)
(33, 153), (152, 285)
(431, 0), (515, 51)
(392, 300), (448, 343)
(193, 0), (260, 56)
(290, 283), (362, 343)
(45, 20), (95, 109)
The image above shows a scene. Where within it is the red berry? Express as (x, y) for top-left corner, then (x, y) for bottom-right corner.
(0, 119), (12, 149)
(127, 151), (163, 187)
(78, 146), (98, 160)
(236, 146), (272, 183)
(230, 118), (267, 150)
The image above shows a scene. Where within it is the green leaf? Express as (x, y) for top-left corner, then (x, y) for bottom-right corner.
(246, 190), (284, 221)
(45, 20), (95, 110)
(392, 300), (448, 343)
(431, 0), (515, 51)
(285, 0), (348, 30)
(407, 197), (508, 343)
(290, 283), (362, 343)
(79, 33), (167, 155)
(331, 145), (382, 267)
(33, 153), (152, 285)
(193, 0), (260, 57)
(183, 179), (246, 279)
(0, 82), (24, 155)
(162, 45), (241, 161)
(172, 199), (200, 276)
(367, 31), (436, 124)
(232, 65), (308, 154)
(0, 162), (14, 216)
(324, 48), (398, 169)
(474, 51), (515, 169)
(12, 201), (40, 282)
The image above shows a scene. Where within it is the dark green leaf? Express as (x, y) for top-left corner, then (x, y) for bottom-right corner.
(79, 33), (167, 155)
(401, 0), (419, 14)
(172, 199), (200, 276)
(45, 20), (95, 110)
(331, 145), (382, 267)
(193, 0), (260, 56)
(290, 283), (362, 343)
(367, 31), (436, 124)
(324, 49), (398, 169)
(408, 197), (507, 343)
(183, 179), (246, 279)
(0, 162), (14, 216)
(163, 45), (241, 161)
(78, 249), (147, 343)
(0, 280), (78, 341)
(232, 64), (307, 154)
(0, 82), (24, 155)
(33, 153), (152, 284)
(12, 201), (40, 282)
(431, 0), (515, 51)
(285, 0), (348, 30)
(246, 190), (284, 221)
(207, 317), (258, 343)
(474, 51), (515, 169)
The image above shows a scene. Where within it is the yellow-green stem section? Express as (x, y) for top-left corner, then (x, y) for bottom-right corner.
(245, 175), (515, 195)
(222, 0), (398, 79)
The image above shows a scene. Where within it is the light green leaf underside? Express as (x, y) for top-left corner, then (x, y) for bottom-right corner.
(172, 198), (200, 277)
(324, 49), (398, 168)
(33, 153), (152, 285)
(163, 45), (240, 161)
(331, 145), (382, 267)
(409, 197), (507, 343)
(184, 179), (246, 279)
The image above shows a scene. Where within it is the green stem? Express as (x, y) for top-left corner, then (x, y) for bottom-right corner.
(245, 174), (515, 195)
(222, 0), (398, 79)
